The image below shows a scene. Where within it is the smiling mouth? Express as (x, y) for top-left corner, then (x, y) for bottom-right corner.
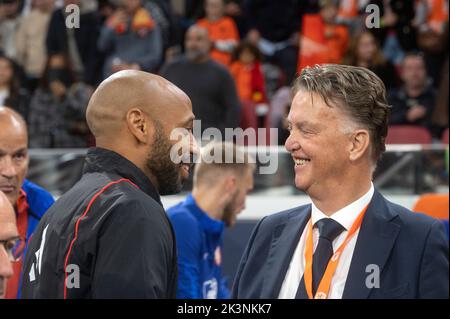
(294, 158), (311, 166)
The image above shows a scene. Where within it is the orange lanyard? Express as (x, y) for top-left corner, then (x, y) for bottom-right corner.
(303, 204), (369, 299)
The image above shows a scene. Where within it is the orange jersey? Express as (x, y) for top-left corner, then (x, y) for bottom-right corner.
(426, 0), (449, 33)
(197, 17), (239, 66)
(230, 61), (252, 100)
(297, 14), (349, 73)
(338, 0), (359, 19)
(324, 24), (349, 64)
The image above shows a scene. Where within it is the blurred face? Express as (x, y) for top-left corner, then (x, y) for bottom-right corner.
(0, 58), (13, 87)
(357, 33), (377, 63)
(285, 90), (353, 197)
(239, 49), (255, 65)
(401, 56), (427, 88)
(0, 194), (17, 299)
(185, 27), (211, 62)
(0, 0), (20, 18)
(205, 0), (224, 20)
(123, 0), (141, 14)
(0, 116), (29, 207)
(34, 0), (55, 11)
(145, 92), (198, 195)
(64, 0), (80, 6)
(222, 168), (254, 227)
(320, 5), (337, 23)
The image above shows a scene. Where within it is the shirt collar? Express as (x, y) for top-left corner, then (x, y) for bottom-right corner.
(185, 194), (225, 236)
(83, 147), (162, 206)
(311, 182), (375, 230)
(16, 188), (29, 216)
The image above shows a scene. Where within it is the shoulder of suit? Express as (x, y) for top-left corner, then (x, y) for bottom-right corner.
(384, 197), (441, 232)
(258, 204), (311, 228)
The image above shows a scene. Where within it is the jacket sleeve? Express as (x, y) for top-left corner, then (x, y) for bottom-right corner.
(169, 212), (203, 299)
(418, 219), (449, 298)
(91, 200), (174, 298)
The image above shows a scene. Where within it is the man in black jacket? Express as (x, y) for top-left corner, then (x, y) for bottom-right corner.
(21, 70), (198, 298)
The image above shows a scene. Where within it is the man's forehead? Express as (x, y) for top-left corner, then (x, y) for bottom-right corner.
(0, 134), (28, 153)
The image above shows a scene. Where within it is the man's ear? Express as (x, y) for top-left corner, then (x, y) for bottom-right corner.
(126, 108), (153, 144)
(224, 174), (237, 195)
(349, 129), (370, 162)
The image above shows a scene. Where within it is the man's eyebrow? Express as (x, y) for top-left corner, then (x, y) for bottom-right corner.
(295, 121), (320, 130)
(14, 148), (28, 154)
(0, 235), (20, 242)
(179, 116), (195, 127)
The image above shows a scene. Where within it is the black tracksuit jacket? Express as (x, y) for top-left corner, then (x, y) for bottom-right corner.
(21, 148), (177, 298)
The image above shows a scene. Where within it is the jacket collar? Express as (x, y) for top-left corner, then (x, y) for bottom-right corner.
(83, 147), (162, 206)
(185, 194), (225, 237)
(342, 189), (401, 298)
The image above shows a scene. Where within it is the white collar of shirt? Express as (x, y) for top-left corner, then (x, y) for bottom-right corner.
(311, 183), (375, 231)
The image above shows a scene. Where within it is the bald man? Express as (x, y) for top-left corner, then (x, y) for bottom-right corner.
(0, 106), (54, 299)
(21, 70), (198, 299)
(0, 191), (20, 299)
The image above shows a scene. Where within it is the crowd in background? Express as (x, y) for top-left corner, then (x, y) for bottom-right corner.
(0, 0), (449, 148)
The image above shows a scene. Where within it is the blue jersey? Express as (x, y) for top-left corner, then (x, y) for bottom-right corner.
(167, 194), (230, 299)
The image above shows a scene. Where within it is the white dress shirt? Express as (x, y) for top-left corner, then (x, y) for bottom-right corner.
(278, 183), (375, 299)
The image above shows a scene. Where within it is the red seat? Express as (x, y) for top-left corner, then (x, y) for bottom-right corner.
(442, 128), (449, 144)
(386, 125), (432, 144)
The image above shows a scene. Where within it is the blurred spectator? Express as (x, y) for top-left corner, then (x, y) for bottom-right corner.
(28, 54), (91, 148)
(388, 52), (435, 128)
(0, 54), (29, 121)
(197, 0), (239, 66)
(0, 0), (22, 59)
(224, 0), (245, 37)
(98, 0), (163, 78)
(343, 30), (399, 89)
(431, 55), (449, 138)
(336, 0), (368, 34)
(160, 25), (240, 137)
(170, 0), (204, 36)
(143, 0), (181, 63)
(266, 85), (291, 145)
(230, 41), (267, 128)
(46, 0), (100, 85)
(297, 0), (349, 73)
(370, 0), (418, 66)
(415, 1), (448, 87)
(0, 106), (54, 299)
(243, 0), (304, 85)
(15, 0), (55, 92)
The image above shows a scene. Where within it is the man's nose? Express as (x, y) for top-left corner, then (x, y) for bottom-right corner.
(0, 247), (14, 280)
(285, 132), (301, 154)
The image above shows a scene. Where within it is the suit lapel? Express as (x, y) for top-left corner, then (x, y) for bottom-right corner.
(342, 190), (401, 299)
(260, 206), (310, 298)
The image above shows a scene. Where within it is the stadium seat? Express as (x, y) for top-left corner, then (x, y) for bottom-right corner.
(442, 128), (449, 144)
(413, 193), (449, 220)
(386, 125), (432, 144)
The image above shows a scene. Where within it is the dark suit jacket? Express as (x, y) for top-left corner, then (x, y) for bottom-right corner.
(232, 190), (449, 299)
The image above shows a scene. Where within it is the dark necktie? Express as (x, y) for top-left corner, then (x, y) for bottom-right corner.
(296, 218), (345, 298)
